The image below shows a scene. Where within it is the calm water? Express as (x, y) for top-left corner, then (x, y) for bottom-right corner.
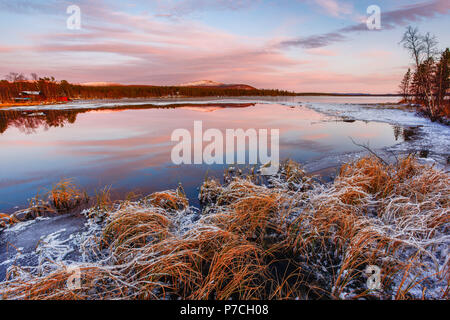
(0, 98), (404, 211)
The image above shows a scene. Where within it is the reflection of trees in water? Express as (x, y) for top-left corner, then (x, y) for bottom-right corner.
(0, 103), (255, 134)
(393, 125), (402, 141)
(0, 110), (79, 134)
(393, 125), (420, 142)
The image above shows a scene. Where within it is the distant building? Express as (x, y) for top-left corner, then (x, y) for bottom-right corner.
(14, 91), (43, 102)
(20, 91), (41, 96)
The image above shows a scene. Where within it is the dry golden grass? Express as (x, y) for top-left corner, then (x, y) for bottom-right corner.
(95, 186), (112, 210)
(103, 207), (173, 253)
(1, 156), (448, 300)
(146, 189), (188, 211)
(0, 213), (19, 226)
(1, 265), (128, 300)
(47, 178), (88, 213)
(193, 241), (266, 300)
(288, 156), (449, 299)
(25, 191), (55, 218)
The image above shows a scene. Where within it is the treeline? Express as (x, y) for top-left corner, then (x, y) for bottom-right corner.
(0, 74), (296, 103)
(0, 76), (70, 102)
(399, 27), (449, 122)
(67, 84), (295, 99)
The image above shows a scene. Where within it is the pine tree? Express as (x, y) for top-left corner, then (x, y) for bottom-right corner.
(434, 48), (450, 112)
(399, 68), (412, 102)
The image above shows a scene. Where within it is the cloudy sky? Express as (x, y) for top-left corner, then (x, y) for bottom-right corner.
(0, 0), (449, 93)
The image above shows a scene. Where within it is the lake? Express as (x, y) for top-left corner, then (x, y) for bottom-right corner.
(0, 97), (404, 212)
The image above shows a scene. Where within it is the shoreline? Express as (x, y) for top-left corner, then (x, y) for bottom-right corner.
(0, 101), (69, 109)
(0, 95), (402, 109)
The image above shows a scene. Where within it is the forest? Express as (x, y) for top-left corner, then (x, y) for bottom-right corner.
(399, 26), (450, 122)
(0, 76), (296, 104)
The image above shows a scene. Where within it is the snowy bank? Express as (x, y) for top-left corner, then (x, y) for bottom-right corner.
(303, 103), (449, 166)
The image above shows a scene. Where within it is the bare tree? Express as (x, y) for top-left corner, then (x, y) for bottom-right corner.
(30, 73), (39, 81)
(399, 26), (448, 120)
(16, 73), (27, 81)
(422, 32), (439, 60)
(5, 72), (19, 82)
(400, 26), (425, 68)
(5, 72), (28, 82)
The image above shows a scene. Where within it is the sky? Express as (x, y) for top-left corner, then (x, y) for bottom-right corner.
(0, 0), (449, 93)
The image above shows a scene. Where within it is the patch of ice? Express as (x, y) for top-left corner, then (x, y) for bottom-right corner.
(304, 103), (450, 166)
(3, 98), (278, 111)
(4, 217), (50, 233)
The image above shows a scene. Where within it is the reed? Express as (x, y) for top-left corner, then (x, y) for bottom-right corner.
(47, 178), (88, 213)
(95, 186), (112, 211)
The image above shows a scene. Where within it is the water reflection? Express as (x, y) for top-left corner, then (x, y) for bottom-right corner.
(0, 103), (255, 134)
(393, 125), (421, 142)
(0, 103), (404, 211)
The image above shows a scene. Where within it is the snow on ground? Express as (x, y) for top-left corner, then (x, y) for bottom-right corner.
(0, 214), (88, 281)
(1, 98), (274, 111)
(303, 103), (449, 163)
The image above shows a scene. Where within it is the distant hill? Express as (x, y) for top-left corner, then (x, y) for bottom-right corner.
(177, 80), (256, 90)
(177, 80), (222, 87)
(79, 82), (123, 87)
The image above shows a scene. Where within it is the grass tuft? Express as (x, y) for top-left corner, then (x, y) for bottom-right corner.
(1, 156), (448, 300)
(47, 179), (88, 213)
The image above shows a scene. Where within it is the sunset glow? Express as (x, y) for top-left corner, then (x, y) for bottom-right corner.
(1, 0), (449, 93)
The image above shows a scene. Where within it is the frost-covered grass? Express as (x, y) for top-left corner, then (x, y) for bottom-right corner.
(288, 156), (449, 299)
(0, 156), (448, 300)
(0, 179), (90, 226)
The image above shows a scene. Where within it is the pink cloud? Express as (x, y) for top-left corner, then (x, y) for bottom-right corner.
(305, 48), (338, 56)
(152, 0), (260, 16)
(359, 50), (393, 58)
(1, 1), (444, 93)
(312, 0), (353, 17)
(281, 0), (450, 49)
(4, 8), (308, 87)
(0, 46), (13, 53)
